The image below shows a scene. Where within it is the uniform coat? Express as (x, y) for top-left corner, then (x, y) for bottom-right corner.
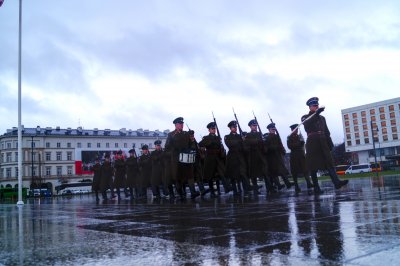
(302, 111), (335, 172)
(287, 133), (308, 176)
(164, 130), (192, 182)
(243, 131), (267, 178)
(99, 161), (113, 192)
(113, 158), (126, 188)
(264, 133), (289, 176)
(151, 149), (164, 187)
(125, 155), (139, 188)
(199, 134), (225, 182)
(138, 153), (152, 189)
(91, 162), (101, 191)
(224, 132), (247, 181)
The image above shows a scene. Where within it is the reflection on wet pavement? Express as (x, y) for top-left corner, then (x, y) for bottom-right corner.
(1, 175), (400, 265)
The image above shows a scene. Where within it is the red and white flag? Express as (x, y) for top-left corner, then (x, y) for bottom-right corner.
(0, 0), (4, 8)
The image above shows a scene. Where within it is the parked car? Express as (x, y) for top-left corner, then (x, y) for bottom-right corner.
(345, 164), (372, 174)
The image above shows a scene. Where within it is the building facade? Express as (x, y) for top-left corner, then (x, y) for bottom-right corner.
(341, 97), (400, 168)
(0, 126), (168, 190)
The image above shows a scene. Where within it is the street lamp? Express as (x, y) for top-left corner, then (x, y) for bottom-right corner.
(370, 121), (379, 179)
(31, 135), (34, 188)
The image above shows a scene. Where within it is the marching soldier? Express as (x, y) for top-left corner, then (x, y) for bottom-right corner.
(199, 122), (232, 197)
(264, 123), (293, 190)
(91, 158), (101, 202)
(189, 130), (210, 196)
(164, 117), (200, 199)
(113, 150), (127, 201)
(224, 120), (252, 195)
(138, 145), (152, 199)
(151, 140), (166, 199)
(99, 154), (113, 201)
(126, 148), (139, 199)
(287, 124), (314, 192)
(243, 119), (273, 194)
(301, 97), (348, 194)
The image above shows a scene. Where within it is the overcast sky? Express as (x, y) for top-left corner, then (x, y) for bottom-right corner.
(1, 0), (399, 148)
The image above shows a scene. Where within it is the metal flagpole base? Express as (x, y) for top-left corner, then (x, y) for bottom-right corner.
(17, 201), (25, 205)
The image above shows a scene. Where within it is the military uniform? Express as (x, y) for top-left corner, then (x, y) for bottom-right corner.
(151, 140), (166, 198)
(243, 119), (272, 193)
(138, 145), (152, 198)
(264, 123), (292, 190)
(164, 117), (199, 199)
(99, 157), (113, 200)
(189, 130), (209, 196)
(199, 122), (231, 196)
(287, 124), (313, 192)
(224, 120), (251, 194)
(113, 151), (126, 200)
(91, 160), (101, 201)
(302, 97), (348, 193)
(126, 149), (139, 199)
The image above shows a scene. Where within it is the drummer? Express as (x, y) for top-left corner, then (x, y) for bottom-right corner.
(199, 122), (232, 197)
(164, 117), (200, 199)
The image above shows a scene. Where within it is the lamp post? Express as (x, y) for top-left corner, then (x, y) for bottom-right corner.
(370, 121), (379, 179)
(31, 135), (34, 187)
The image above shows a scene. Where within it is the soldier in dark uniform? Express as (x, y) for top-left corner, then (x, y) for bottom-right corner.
(164, 117), (200, 199)
(99, 154), (113, 201)
(287, 124), (314, 192)
(126, 148), (139, 199)
(91, 158), (101, 202)
(264, 123), (292, 190)
(199, 122), (232, 196)
(113, 150), (126, 201)
(138, 145), (152, 199)
(243, 119), (273, 194)
(151, 140), (166, 199)
(189, 130), (210, 196)
(224, 120), (252, 195)
(301, 97), (348, 194)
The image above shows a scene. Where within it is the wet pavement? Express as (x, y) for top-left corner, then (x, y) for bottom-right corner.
(1, 175), (400, 266)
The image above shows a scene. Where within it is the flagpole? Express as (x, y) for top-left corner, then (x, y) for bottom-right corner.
(17, 0), (24, 205)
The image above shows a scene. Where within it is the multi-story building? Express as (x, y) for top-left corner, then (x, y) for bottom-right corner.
(0, 126), (168, 191)
(341, 97), (400, 168)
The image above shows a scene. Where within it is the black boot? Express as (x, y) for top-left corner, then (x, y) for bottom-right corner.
(273, 176), (285, 190)
(282, 176), (293, 189)
(292, 175), (301, 193)
(305, 175), (314, 189)
(328, 168), (349, 189)
(311, 172), (323, 194)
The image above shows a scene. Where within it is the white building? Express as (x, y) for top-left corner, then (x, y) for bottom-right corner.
(0, 126), (168, 191)
(341, 97), (400, 168)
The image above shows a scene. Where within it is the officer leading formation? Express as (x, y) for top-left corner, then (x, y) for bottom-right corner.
(94, 97), (348, 202)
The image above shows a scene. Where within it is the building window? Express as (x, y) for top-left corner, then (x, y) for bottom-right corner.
(392, 127), (397, 133)
(353, 119), (358, 125)
(6, 152), (12, 163)
(346, 127), (350, 133)
(67, 152), (72, 161)
(361, 111), (366, 117)
(124, 143), (127, 148)
(6, 168), (11, 178)
(363, 125), (368, 130)
(356, 139), (360, 145)
(15, 167), (18, 178)
(97, 143), (101, 148)
(383, 135), (388, 141)
(382, 128), (387, 134)
(67, 142), (71, 148)
(6, 142), (11, 149)
(46, 152), (51, 161)
(364, 138), (369, 144)
(15, 152), (18, 161)
(46, 142), (50, 148)
(390, 112), (395, 118)
(372, 122), (377, 128)
(115, 143), (119, 148)
(345, 121), (350, 127)
(354, 126), (359, 132)
(77, 142), (82, 148)
(46, 167), (51, 176)
(380, 114), (385, 120)
(355, 132), (360, 138)
(391, 119), (396, 126)
(344, 114), (349, 120)
(352, 113), (357, 118)
(381, 121), (387, 127)
(371, 116), (376, 122)
(57, 166), (62, 176)
(363, 131), (368, 137)
(56, 152), (62, 161)
(393, 134), (398, 140)
(379, 107), (385, 113)
(362, 117), (367, 124)
(346, 134), (351, 140)
(106, 143), (110, 148)
(389, 105), (394, 111)
(370, 109), (375, 115)
(87, 143), (91, 148)
(57, 142), (61, 148)
(67, 166), (72, 175)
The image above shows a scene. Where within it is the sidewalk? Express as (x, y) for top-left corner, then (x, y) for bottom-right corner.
(1, 175), (400, 265)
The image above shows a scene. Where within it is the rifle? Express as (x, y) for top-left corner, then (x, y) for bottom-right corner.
(252, 110), (263, 135)
(232, 107), (243, 135)
(267, 112), (280, 136)
(212, 111), (226, 157)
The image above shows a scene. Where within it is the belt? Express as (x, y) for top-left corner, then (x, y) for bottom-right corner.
(307, 131), (324, 137)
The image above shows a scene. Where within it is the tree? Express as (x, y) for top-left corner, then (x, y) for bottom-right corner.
(332, 142), (351, 165)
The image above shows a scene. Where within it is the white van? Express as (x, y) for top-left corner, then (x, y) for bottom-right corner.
(345, 164), (372, 174)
